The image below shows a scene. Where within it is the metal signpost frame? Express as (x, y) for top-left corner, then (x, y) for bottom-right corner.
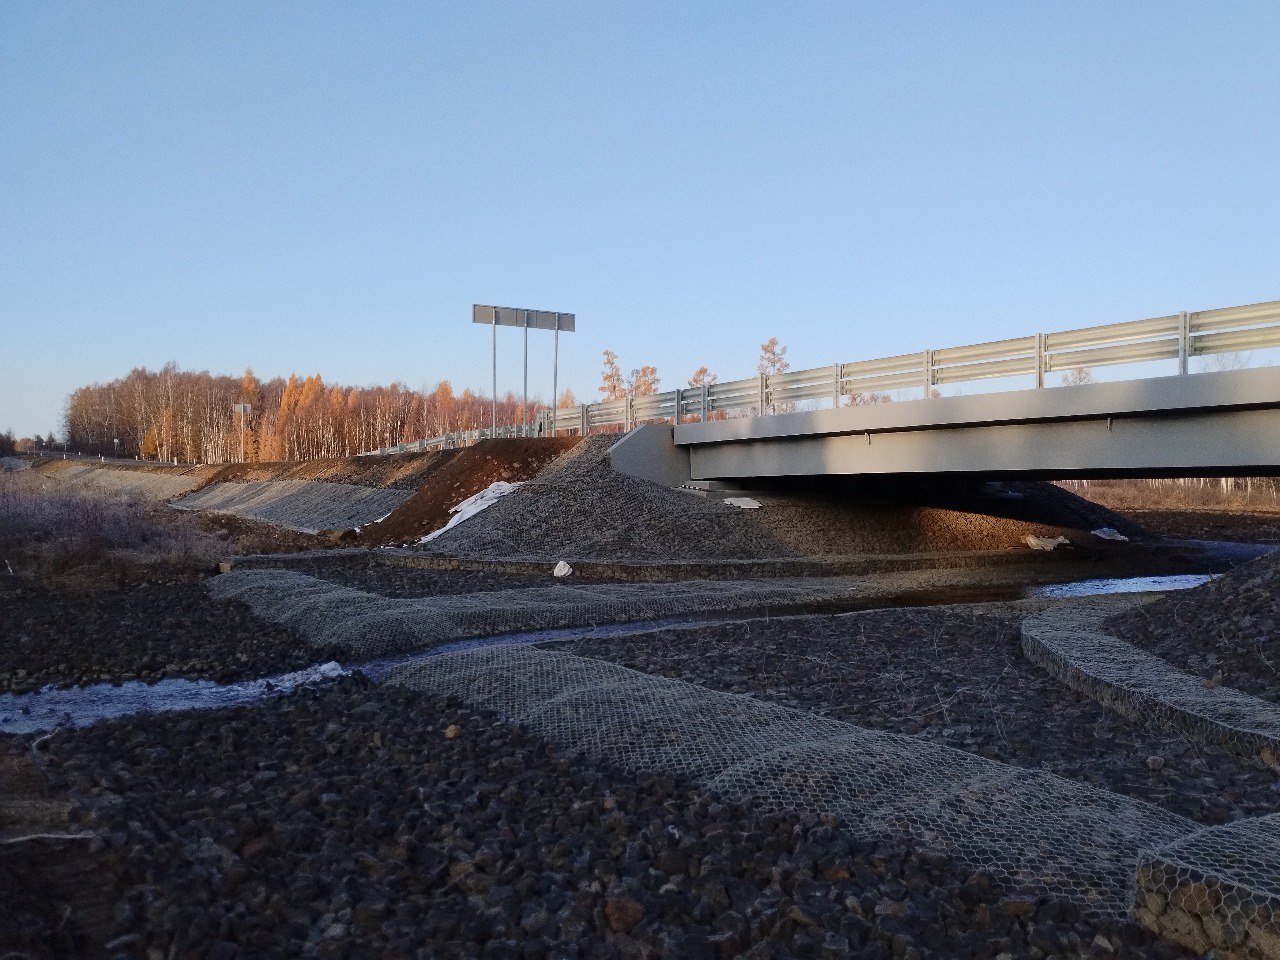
(231, 403), (252, 463)
(473, 305), (576, 436)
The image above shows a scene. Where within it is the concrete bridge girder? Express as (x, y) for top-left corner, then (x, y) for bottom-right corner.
(610, 368), (1280, 485)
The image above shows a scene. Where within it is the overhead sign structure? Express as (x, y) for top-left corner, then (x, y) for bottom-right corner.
(473, 304), (576, 435)
(472, 305), (576, 333)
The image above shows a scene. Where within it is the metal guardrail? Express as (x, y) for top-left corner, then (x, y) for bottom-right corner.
(359, 423), (537, 458)
(536, 298), (1280, 434)
(362, 298), (1280, 455)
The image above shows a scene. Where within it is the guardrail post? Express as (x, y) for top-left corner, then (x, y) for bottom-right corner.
(1035, 333), (1045, 388)
(922, 350), (934, 399)
(579, 404), (588, 436)
(1178, 311), (1191, 375)
(701, 383), (709, 422)
(833, 363), (842, 409)
(625, 397), (633, 431)
(758, 373), (768, 416)
(673, 388), (681, 425)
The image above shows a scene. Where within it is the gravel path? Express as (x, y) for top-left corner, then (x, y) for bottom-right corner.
(22, 679), (1183, 959)
(1108, 551), (1280, 706)
(0, 578), (343, 693)
(559, 602), (1280, 824)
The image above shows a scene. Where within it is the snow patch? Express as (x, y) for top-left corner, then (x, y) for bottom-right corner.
(553, 560), (573, 578)
(420, 481), (524, 543)
(723, 497), (762, 510)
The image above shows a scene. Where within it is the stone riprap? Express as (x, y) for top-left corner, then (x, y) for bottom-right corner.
(1021, 602), (1280, 763)
(47, 463), (206, 500)
(1108, 550), (1280, 706)
(206, 568), (916, 659)
(172, 479), (413, 533)
(29, 678), (1175, 958)
(1136, 814), (1280, 959)
(385, 644), (1196, 921)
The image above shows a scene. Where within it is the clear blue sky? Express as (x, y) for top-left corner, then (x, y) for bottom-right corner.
(2, 1), (1278, 437)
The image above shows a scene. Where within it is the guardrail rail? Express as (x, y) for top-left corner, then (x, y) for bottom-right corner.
(364, 298), (1280, 454)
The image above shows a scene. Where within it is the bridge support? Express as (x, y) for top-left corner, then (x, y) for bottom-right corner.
(608, 424), (692, 487)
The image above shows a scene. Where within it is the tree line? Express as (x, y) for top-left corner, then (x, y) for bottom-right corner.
(60, 364), (546, 463)
(52, 339), (791, 464)
(44, 336), (869, 464)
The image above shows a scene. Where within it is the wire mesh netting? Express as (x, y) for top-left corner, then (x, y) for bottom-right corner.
(1022, 603), (1280, 763)
(173, 480), (413, 533)
(387, 644), (1199, 920)
(1136, 814), (1280, 958)
(206, 569), (890, 659)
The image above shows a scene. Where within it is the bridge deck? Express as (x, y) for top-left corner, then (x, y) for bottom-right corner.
(671, 368), (1280, 480)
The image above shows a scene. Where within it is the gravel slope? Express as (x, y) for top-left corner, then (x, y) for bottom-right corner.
(1108, 551), (1280, 705)
(426, 436), (773, 561)
(23, 679), (1182, 959)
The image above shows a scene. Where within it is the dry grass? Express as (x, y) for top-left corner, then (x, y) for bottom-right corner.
(0, 471), (225, 586)
(1058, 478), (1280, 512)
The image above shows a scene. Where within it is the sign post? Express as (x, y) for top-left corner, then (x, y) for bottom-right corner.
(231, 403), (252, 462)
(473, 305), (576, 436)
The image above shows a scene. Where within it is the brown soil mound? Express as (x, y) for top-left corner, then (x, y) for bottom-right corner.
(359, 437), (579, 545)
(193, 511), (335, 554)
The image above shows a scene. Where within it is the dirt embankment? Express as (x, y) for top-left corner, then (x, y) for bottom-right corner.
(421, 436), (1144, 563)
(1107, 508), (1280, 544)
(207, 449), (456, 490)
(28, 434), (1143, 559)
(34, 449), (457, 492)
(358, 438), (579, 545)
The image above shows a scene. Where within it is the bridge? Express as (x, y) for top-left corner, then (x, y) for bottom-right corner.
(370, 298), (1280, 483)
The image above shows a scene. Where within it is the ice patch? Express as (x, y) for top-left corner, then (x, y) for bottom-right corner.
(420, 481), (524, 543)
(1031, 574), (1214, 598)
(0, 661), (349, 734)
